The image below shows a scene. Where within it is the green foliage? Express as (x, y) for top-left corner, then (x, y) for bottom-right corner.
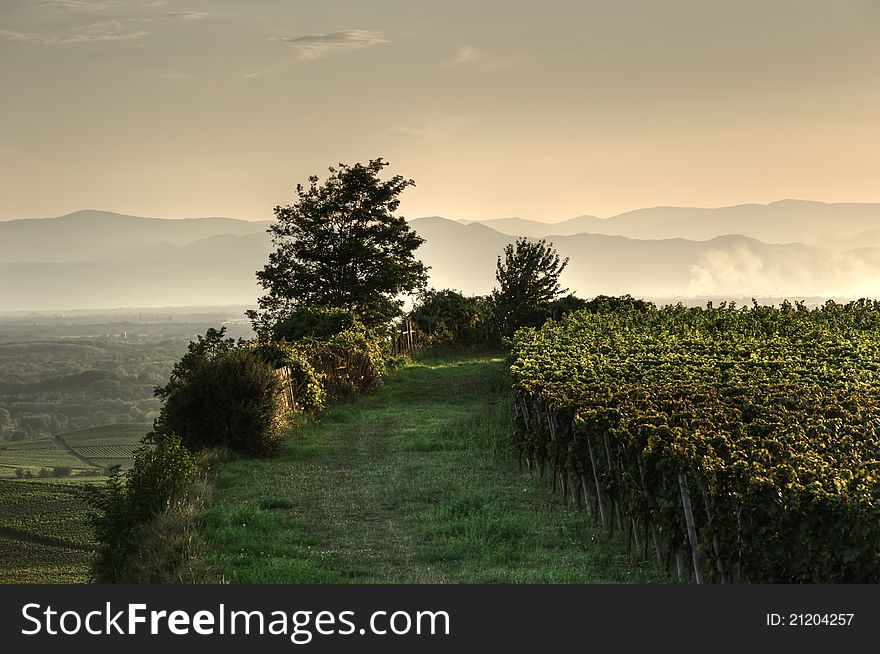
(245, 341), (326, 414)
(87, 435), (198, 581)
(549, 293), (588, 320)
(154, 327), (240, 403)
(159, 350), (287, 456)
(509, 299), (880, 582)
(409, 288), (494, 348)
(0, 338), (184, 442)
(300, 325), (386, 402)
(249, 158), (429, 329)
(581, 293), (656, 313)
(268, 306), (359, 342)
(491, 238), (568, 337)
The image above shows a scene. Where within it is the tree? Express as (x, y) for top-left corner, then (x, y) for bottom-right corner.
(248, 158), (429, 332)
(409, 288), (483, 346)
(491, 238), (568, 337)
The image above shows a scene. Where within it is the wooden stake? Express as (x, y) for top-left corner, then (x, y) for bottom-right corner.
(635, 451), (664, 565)
(700, 483), (728, 584)
(584, 428), (609, 530)
(678, 473), (705, 584)
(579, 473), (594, 519)
(675, 548), (686, 583)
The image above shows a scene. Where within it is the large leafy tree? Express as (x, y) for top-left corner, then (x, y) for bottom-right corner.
(491, 238), (568, 337)
(249, 158), (428, 332)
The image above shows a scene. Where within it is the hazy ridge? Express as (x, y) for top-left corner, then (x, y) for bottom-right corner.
(2, 202), (880, 309)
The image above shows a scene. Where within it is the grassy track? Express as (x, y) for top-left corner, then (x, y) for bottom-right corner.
(200, 356), (668, 583)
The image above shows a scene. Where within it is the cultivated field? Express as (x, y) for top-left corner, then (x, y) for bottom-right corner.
(0, 423), (147, 478)
(0, 479), (96, 583)
(0, 423), (147, 583)
(510, 301), (880, 582)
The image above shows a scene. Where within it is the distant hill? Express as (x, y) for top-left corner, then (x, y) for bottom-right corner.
(2, 204), (880, 309)
(462, 200), (880, 248)
(0, 210), (270, 263)
(409, 217), (880, 298)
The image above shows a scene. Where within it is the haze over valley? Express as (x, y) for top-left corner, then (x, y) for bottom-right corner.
(2, 200), (880, 310)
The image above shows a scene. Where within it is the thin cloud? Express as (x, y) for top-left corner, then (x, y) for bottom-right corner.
(443, 45), (521, 71)
(164, 11), (212, 21)
(275, 29), (388, 59)
(38, 0), (168, 8)
(37, 1), (111, 10)
(0, 21), (147, 45)
(387, 115), (466, 143)
(0, 30), (40, 43)
(445, 45), (478, 67)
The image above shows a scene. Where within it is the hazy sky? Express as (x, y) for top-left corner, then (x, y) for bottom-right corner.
(1, 0), (879, 221)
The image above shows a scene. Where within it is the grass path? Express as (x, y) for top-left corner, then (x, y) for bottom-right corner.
(199, 356), (668, 583)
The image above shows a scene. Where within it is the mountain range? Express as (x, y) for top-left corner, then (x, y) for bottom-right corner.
(2, 201), (880, 310)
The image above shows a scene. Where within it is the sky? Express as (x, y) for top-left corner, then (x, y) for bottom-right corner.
(1, 0), (879, 222)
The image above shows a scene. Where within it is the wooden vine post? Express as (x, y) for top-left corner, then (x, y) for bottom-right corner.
(582, 425), (609, 530)
(678, 473), (705, 584)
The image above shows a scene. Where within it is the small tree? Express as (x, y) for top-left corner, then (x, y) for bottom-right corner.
(409, 288), (483, 347)
(491, 238), (568, 337)
(249, 158), (429, 332)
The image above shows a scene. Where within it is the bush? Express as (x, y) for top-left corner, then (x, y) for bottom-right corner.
(300, 325), (385, 401)
(270, 306), (359, 341)
(409, 289), (488, 348)
(118, 478), (215, 583)
(246, 341), (326, 414)
(159, 350), (288, 456)
(581, 294), (655, 313)
(87, 435), (198, 581)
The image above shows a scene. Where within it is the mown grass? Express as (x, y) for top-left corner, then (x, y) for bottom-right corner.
(199, 356), (669, 583)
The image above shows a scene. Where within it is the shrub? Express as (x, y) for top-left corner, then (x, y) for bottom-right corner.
(581, 293), (655, 313)
(159, 350), (288, 456)
(300, 325), (385, 401)
(118, 478), (215, 583)
(87, 435), (198, 582)
(246, 341), (326, 414)
(154, 327), (240, 404)
(409, 288), (487, 348)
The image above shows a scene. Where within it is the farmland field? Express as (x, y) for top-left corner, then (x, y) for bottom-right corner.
(60, 423), (147, 470)
(0, 439), (93, 478)
(0, 423), (147, 478)
(0, 424), (147, 583)
(0, 479), (97, 583)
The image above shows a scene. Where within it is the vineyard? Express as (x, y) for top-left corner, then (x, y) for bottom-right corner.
(0, 479), (96, 583)
(60, 424), (146, 471)
(509, 300), (880, 583)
